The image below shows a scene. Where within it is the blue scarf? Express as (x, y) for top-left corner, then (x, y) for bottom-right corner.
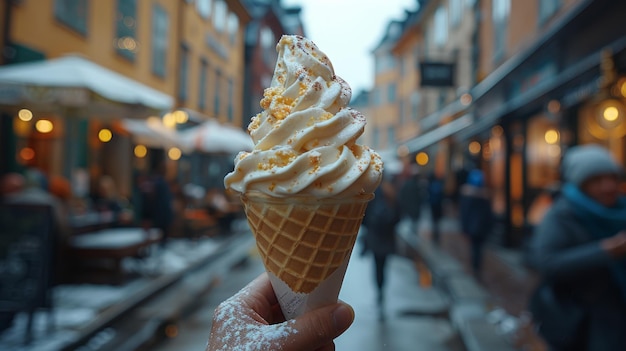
(562, 183), (626, 303)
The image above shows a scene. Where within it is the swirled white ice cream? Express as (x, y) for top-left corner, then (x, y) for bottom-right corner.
(224, 35), (382, 198)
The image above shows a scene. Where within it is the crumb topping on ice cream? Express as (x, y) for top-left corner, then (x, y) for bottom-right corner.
(224, 35), (383, 198)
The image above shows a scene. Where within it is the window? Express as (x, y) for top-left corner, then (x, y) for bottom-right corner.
(372, 88), (382, 106)
(199, 59), (208, 110)
(492, 0), (510, 61)
(227, 78), (234, 122)
(214, 69), (222, 117)
(213, 0), (227, 32)
(411, 91), (421, 121)
(55, 0), (88, 35)
(450, 0), (463, 27)
(387, 126), (396, 146)
(433, 6), (448, 47)
(399, 99), (406, 125)
(115, 0), (137, 60)
(539, 0), (560, 24)
(227, 13), (239, 45)
(373, 128), (381, 149)
(179, 46), (189, 101)
(375, 53), (396, 74)
(151, 4), (169, 77)
(196, 0), (212, 19)
(387, 83), (397, 103)
(260, 27), (275, 65)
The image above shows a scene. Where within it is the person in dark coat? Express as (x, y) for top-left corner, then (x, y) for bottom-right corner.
(139, 161), (174, 248)
(527, 144), (626, 351)
(428, 172), (445, 245)
(362, 178), (400, 317)
(398, 168), (423, 235)
(459, 169), (493, 278)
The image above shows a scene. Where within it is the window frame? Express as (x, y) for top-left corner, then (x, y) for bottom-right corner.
(151, 4), (169, 78)
(54, 0), (89, 36)
(115, 0), (137, 61)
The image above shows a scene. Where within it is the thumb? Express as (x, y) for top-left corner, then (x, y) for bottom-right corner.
(285, 302), (354, 351)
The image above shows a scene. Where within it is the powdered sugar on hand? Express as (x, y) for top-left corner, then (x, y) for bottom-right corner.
(208, 282), (298, 351)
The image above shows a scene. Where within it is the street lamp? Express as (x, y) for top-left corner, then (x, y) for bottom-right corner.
(584, 49), (626, 141)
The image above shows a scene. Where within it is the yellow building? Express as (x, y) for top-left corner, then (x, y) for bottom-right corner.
(370, 20), (403, 152)
(0, 0), (250, 197)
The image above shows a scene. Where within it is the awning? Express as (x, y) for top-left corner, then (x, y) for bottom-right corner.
(0, 55), (173, 113)
(121, 118), (192, 153)
(402, 114), (474, 153)
(178, 120), (254, 154)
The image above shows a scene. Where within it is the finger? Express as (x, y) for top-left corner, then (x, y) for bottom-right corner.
(315, 342), (336, 351)
(231, 272), (278, 322)
(282, 302), (354, 351)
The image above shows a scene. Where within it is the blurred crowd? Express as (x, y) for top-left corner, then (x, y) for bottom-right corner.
(361, 144), (626, 351)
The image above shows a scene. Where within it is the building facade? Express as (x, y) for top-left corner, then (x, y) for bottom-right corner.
(461, 0), (626, 246)
(371, 0), (626, 248)
(241, 0), (304, 128)
(0, 0), (250, 198)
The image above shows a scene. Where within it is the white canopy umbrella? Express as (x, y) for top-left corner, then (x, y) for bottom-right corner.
(121, 118), (192, 153)
(179, 120), (254, 154)
(0, 54), (173, 114)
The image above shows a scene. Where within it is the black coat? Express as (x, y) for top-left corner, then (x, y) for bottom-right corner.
(528, 197), (626, 350)
(459, 185), (493, 240)
(363, 188), (400, 256)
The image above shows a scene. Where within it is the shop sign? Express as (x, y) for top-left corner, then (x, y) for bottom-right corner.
(419, 62), (455, 87)
(0, 84), (89, 106)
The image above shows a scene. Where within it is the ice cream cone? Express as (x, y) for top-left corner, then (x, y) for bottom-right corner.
(242, 191), (373, 318)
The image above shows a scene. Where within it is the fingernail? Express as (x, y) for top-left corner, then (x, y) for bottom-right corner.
(332, 303), (354, 332)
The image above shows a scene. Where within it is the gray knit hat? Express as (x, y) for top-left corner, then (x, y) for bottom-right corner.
(562, 144), (623, 186)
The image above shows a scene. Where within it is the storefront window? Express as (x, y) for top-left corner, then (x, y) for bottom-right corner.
(14, 114), (65, 175)
(525, 115), (561, 228)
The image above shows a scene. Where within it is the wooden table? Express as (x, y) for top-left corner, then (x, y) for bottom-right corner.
(68, 228), (161, 284)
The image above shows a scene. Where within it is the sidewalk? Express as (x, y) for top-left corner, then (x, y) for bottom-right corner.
(0, 222), (255, 351)
(336, 238), (464, 351)
(398, 209), (548, 351)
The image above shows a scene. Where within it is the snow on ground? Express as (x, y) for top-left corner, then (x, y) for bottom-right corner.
(0, 237), (226, 351)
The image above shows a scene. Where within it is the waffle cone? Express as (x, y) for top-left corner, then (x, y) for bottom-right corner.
(242, 192), (373, 294)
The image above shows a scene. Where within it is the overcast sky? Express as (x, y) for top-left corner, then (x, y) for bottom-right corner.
(281, 0), (418, 94)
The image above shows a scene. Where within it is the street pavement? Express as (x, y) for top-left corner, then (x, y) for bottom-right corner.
(154, 238), (465, 351)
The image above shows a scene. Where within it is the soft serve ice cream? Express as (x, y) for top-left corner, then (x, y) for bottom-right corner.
(224, 35), (382, 198)
(225, 35), (382, 319)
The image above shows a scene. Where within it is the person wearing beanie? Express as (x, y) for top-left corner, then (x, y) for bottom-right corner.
(459, 169), (493, 279)
(528, 144), (626, 351)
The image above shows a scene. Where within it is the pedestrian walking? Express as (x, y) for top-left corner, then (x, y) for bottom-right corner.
(528, 144), (626, 351)
(397, 166), (423, 236)
(458, 169), (493, 280)
(139, 161), (174, 248)
(362, 177), (401, 319)
(427, 172), (445, 245)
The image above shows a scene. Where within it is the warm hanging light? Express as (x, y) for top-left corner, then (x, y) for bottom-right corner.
(168, 147), (182, 160)
(162, 113), (176, 128)
(134, 144), (147, 158)
(18, 109), (33, 121)
(98, 128), (113, 142)
(544, 129), (559, 144)
(415, 152), (429, 166)
(173, 110), (189, 124)
(35, 119), (53, 133)
(19, 147), (35, 161)
(468, 141), (482, 155)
